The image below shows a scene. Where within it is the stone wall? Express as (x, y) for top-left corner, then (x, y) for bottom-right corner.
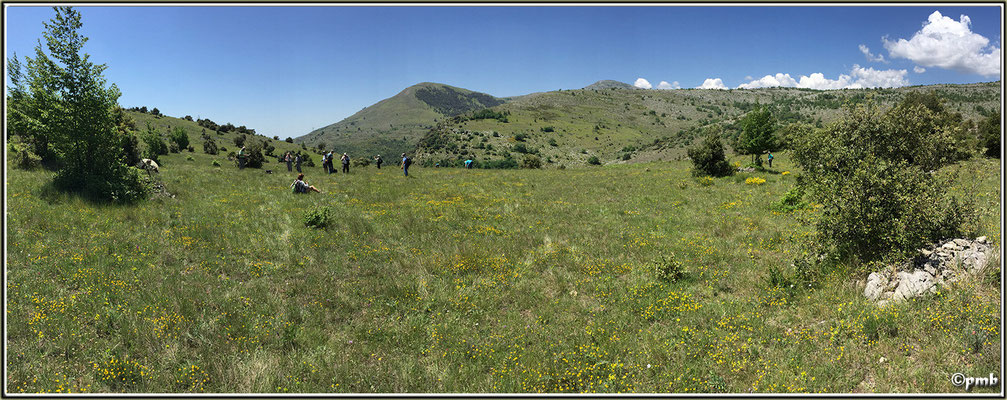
(863, 237), (995, 306)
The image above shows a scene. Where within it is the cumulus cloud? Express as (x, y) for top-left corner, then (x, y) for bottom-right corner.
(914, 66), (926, 73)
(697, 78), (728, 90)
(657, 80), (680, 90)
(633, 78), (653, 89)
(735, 65), (909, 90)
(883, 10), (1000, 77)
(859, 44), (888, 63)
(737, 73), (799, 89)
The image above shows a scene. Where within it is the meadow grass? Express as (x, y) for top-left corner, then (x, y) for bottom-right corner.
(5, 149), (1001, 393)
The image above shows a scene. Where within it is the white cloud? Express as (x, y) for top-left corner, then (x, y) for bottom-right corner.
(883, 10), (1001, 77)
(657, 80), (680, 90)
(735, 65), (909, 90)
(737, 73), (799, 89)
(859, 44), (888, 63)
(633, 78), (652, 89)
(914, 66), (926, 73)
(697, 78), (728, 90)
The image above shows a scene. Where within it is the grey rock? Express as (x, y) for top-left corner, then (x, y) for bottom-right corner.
(953, 238), (970, 247)
(864, 272), (888, 301)
(977, 236), (987, 244)
(942, 242), (959, 251)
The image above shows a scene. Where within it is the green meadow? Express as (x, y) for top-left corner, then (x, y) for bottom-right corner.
(5, 150), (1001, 393)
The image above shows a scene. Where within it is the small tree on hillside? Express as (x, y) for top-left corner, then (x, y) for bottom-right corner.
(6, 7), (148, 201)
(203, 136), (219, 155)
(687, 126), (733, 177)
(979, 111), (1000, 158)
(170, 127), (190, 150)
(735, 107), (778, 165)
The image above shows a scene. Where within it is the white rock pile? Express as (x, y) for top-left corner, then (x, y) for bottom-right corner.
(864, 237), (995, 305)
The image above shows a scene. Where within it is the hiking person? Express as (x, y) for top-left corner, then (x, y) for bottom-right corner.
(237, 146), (247, 169)
(464, 159), (473, 169)
(290, 173), (321, 193)
(284, 152), (292, 172)
(341, 153), (350, 174)
(327, 150), (335, 174)
(767, 152), (774, 168)
(401, 153), (411, 177)
(375, 155), (383, 169)
(295, 153), (302, 173)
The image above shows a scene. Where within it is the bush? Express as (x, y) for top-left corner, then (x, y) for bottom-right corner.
(186, 155), (194, 161)
(187, 146), (194, 152)
(687, 129), (733, 177)
(211, 160), (221, 167)
(203, 138), (219, 155)
(352, 157), (371, 167)
(792, 98), (976, 267)
(9, 141), (42, 170)
(303, 206), (332, 229)
(772, 185), (808, 213)
(120, 133), (142, 167)
(979, 111), (1001, 158)
(654, 253), (685, 282)
(587, 156), (601, 165)
(142, 129), (168, 162)
(168, 141), (180, 153)
(285, 137), (294, 143)
(520, 154), (542, 169)
(169, 127), (189, 150)
(244, 143), (265, 168)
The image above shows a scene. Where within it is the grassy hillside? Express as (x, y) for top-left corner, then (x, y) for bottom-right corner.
(6, 146), (1001, 393)
(414, 82), (1001, 167)
(296, 83), (503, 158)
(124, 110), (317, 166)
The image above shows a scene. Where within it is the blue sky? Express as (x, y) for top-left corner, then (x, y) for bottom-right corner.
(4, 5), (1002, 139)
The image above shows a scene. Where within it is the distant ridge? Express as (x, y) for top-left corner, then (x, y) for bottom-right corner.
(583, 80), (637, 90)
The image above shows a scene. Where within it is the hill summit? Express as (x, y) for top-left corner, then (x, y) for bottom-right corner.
(296, 82), (502, 157)
(583, 80), (637, 90)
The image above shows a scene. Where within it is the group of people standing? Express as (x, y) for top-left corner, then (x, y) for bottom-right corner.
(288, 152), (413, 194)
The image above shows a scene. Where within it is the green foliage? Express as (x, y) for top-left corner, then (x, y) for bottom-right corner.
(540, 126), (555, 132)
(120, 133), (142, 167)
(735, 107), (778, 163)
(415, 86), (504, 116)
(285, 137), (294, 143)
(587, 156), (601, 165)
(520, 154), (542, 169)
(792, 98), (976, 267)
(303, 206), (332, 229)
(548, 138), (558, 147)
(142, 123), (168, 162)
(168, 141), (180, 154)
(9, 141), (42, 170)
(979, 111), (1000, 158)
(777, 122), (813, 150)
(513, 133), (527, 142)
(772, 185), (808, 213)
(466, 108), (510, 122)
(352, 157), (372, 167)
(244, 142), (266, 169)
(203, 137), (219, 155)
(170, 127), (190, 151)
(478, 158), (519, 169)
(211, 160), (221, 167)
(687, 127), (733, 177)
(6, 7), (149, 202)
(654, 253), (685, 282)
(234, 134), (246, 148)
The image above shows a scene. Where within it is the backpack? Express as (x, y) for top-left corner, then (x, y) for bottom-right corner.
(404, 157), (412, 167)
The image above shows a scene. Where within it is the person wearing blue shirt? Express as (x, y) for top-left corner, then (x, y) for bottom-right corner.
(401, 153), (411, 176)
(464, 159), (473, 169)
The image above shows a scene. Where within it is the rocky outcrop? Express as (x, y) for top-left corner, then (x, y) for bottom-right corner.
(864, 237), (995, 305)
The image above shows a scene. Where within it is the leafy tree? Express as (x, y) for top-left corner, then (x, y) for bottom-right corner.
(170, 127), (189, 150)
(792, 98), (975, 269)
(521, 154), (543, 169)
(735, 107), (779, 164)
(6, 7), (148, 201)
(587, 156), (601, 165)
(979, 111), (1000, 158)
(150, 107), (161, 116)
(234, 134), (246, 147)
(687, 126), (733, 177)
(203, 136), (219, 155)
(142, 122), (168, 162)
(285, 137), (294, 143)
(244, 142), (265, 168)
(183, 115), (193, 121)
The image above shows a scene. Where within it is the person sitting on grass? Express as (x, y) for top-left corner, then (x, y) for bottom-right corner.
(290, 173), (321, 194)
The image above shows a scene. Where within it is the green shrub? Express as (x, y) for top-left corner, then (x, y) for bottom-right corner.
(170, 127), (189, 150)
(863, 312), (899, 342)
(654, 253), (685, 282)
(352, 157), (371, 167)
(687, 130), (733, 177)
(211, 160), (221, 167)
(979, 111), (1000, 158)
(203, 137), (219, 155)
(303, 206), (332, 229)
(587, 156), (601, 165)
(9, 141), (42, 170)
(244, 143), (266, 169)
(793, 98), (976, 267)
(186, 155), (194, 161)
(142, 126), (168, 162)
(772, 184), (808, 213)
(168, 141), (180, 153)
(520, 154), (543, 169)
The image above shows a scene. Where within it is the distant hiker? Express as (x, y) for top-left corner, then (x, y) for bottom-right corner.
(375, 155), (383, 169)
(327, 150), (336, 174)
(238, 146), (247, 169)
(464, 159), (473, 169)
(341, 153), (350, 174)
(295, 153), (302, 173)
(291, 173), (321, 194)
(767, 152), (774, 168)
(401, 153), (412, 177)
(284, 152), (293, 172)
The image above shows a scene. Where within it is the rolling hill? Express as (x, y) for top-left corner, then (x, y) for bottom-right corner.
(413, 81), (1001, 167)
(295, 82), (504, 157)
